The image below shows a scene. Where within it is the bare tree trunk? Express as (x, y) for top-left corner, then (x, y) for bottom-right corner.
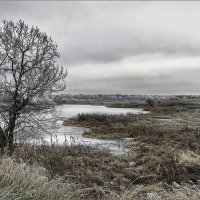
(6, 112), (17, 156)
(8, 131), (14, 156)
(0, 127), (7, 157)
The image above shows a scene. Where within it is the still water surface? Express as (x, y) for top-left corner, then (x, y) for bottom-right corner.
(40, 104), (148, 156)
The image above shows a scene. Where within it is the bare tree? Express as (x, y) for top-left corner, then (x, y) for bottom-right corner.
(0, 20), (67, 155)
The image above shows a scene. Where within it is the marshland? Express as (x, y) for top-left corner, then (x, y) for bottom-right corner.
(1, 1), (200, 200)
(1, 96), (200, 200)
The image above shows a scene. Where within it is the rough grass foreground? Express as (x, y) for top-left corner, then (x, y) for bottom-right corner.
(0, 147), (200, 200)
(0, 156), (118, 200)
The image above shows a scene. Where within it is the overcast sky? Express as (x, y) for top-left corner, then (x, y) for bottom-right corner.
(1, 1), (200, 95)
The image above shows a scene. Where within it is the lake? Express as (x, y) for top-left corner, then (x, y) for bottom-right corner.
(37, 104), (148, 156)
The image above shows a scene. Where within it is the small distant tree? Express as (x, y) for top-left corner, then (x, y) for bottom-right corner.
(0, 20), (67, 155)
(146, 97), (155, 106)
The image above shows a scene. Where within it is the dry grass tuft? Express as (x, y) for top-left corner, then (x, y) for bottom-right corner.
(13, 144), (132, 192)
(0, 157), (70, 200)
(0, 157), (120, 200)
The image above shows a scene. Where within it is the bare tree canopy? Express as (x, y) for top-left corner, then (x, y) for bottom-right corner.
(0, 20), (67, 154)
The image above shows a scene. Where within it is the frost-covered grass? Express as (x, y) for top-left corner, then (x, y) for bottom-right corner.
(0, 157), (70, 200)
(0, 157), (200, 200)
(0, 156), (119, 200)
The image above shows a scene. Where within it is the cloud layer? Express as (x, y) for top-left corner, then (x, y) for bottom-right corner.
(0, 1), (200, 94)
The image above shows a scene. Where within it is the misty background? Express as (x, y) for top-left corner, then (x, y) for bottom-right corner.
(0, 1), (200, 95)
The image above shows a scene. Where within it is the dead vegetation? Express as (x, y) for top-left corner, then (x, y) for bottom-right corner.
(0, 145), (200, 200)
(13, 144), (132, 193)
(64, 102), (200, 188)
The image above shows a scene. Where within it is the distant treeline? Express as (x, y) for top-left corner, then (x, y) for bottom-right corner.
(50, 94), (200, 104)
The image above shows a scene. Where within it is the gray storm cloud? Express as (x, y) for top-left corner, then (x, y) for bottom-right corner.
(67, 69), (200, 95)
(0, 1), (200, 94)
